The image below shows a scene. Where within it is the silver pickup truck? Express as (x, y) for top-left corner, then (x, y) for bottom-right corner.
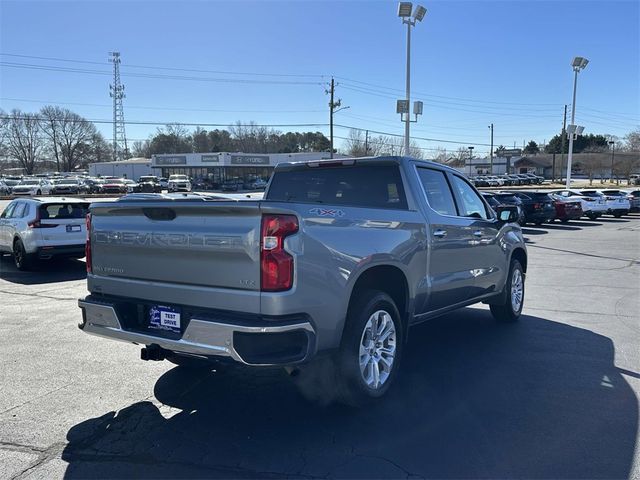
(78, 156), (527, 405)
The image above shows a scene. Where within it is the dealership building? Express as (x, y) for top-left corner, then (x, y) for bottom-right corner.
(151, 151), (343, 184)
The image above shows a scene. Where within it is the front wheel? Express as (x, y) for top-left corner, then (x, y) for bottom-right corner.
(613, 212), (623, 218)
(36, 189), (41, 195)
(586, 212), (598, 220)
(490, 259), (524, 323)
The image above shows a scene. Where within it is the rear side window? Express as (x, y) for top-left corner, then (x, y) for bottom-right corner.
(267, 165), (407, 210)
(12, 203), (26, 218)
(40, 203), (89, 219)
(416, 168), (457, 216)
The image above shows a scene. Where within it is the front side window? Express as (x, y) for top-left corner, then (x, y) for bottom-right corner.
(1, 201), (16, 218)
(450, 175), (489, 219)
(416, 168), (457, 216)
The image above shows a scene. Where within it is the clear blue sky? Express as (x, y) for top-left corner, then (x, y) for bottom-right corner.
(1, 0), (638, 157)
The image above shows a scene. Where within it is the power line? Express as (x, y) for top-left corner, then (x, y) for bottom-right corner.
(0, 62), (323, 86)
(0, 52), (326, 79)
(0, 97), (325, 114)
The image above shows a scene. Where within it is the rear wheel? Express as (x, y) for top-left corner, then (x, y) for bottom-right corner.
(336, 290), (403, 406)
(490, 259), (524, 323)
(586, 212), (598, 220)
(36, 189), (41, 195)
(613, 212), (623, 218)
(13, 239), (35, 271)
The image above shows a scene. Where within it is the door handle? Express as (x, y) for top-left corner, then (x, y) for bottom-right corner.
(433, 229), (447, 238)
(473, 230), (483, 237)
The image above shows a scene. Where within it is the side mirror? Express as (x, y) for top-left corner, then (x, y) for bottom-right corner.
(496, 205), (519, 223)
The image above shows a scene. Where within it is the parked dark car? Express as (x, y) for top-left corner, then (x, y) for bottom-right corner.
(83, 179), (104, 194)
(505, 174), (522, 186)
(514, 174), (532, 185)
(221, 178), (244, 191)
(483, 192), (526, 225)
(134, 176), (162, 193)
(549, 194), (583, 223)
(473, 177), (490, 187)
(625, 189), (640, 212)
(51, 178), (89, 195)
(523, 173), (544, 184)
(510, 191), (556, 225)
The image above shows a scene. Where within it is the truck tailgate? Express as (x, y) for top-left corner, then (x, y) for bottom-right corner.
(89, 199), (262, 308)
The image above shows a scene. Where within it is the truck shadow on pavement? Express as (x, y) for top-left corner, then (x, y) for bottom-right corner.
(61, 309), (637, 479)
(0, 255), (86, 285)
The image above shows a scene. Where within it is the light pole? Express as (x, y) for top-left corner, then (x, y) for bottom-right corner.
(609, 140), (616, 184)
(488, 124), (494, 174)
(565, 56), (589, 189)
(397, 2), (426, 156)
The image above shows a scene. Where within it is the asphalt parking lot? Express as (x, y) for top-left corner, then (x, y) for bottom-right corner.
(1, 206), (639, 479)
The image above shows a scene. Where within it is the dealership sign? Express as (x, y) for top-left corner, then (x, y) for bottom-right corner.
(201, 154), (220, 163)
(155, 155), (187, 165)
(230, 155), (270, 165)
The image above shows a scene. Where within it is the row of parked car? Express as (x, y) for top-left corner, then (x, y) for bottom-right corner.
(481, 188), (640, 226)
(472, 173), (545, 187)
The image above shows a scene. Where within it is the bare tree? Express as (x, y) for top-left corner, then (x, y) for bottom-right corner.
(3, 109), (45, 175)
(229, 121), (273, 153)
(614, 155), (639, 185)
(578, 156), (604, 185)
(623, 128), (639, 151)
(131, 139), (151, 158)
(40, 106), (64, 172)
(432, 147), (448, 163)
(344, 129), (368, 157)
(38, 107), (99, 172)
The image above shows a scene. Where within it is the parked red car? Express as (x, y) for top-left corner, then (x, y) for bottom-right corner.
(550, 194), (583, 223)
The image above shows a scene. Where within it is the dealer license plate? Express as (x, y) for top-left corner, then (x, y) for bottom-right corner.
(149, 305), (181, 333)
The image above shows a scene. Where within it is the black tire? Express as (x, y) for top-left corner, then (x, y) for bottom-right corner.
(561, 218), (570, 223)
(586, 213), (598, 220)
(336, 290), (404, 406)
(613, 212), (623, 218)
(490, 259), (524, 323)
(13, 239), (35, 271)
(36, 189), (41, 195)
(534, 221), (543, 226)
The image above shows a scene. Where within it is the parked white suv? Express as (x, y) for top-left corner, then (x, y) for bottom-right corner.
(11, 178), (53, 196)
(168, 175), (192, 192)
(0, 197), (89, 270)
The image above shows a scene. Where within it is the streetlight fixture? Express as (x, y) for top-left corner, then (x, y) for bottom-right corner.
(565, 56), (589, 188)
(397, 2), (427, 156)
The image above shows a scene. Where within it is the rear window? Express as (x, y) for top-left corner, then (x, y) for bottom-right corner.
(267, 164), (408, 210)
(494, 194), (519, 203)
(40, 203), (89, 219)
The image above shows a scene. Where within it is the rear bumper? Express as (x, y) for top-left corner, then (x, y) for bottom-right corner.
(78, 296), (316, 366)
(38, 244), (85, 259)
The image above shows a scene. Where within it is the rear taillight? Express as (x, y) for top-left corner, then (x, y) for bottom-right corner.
(533, 203), (542, 209)
(85, 213), (92, 273)
(28, 209), (57, 228)
(260, 214), (298, 292)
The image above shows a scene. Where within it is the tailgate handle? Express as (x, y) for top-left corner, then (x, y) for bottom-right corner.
(143, 208), (176, 221)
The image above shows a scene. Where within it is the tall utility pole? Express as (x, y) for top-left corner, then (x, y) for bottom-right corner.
(560, 105), (567, 182)
(365, 130), (369, 155)
(488, 123), (494, 174)
(326, 77), (348, 159)
(109, 52), (128, 161)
